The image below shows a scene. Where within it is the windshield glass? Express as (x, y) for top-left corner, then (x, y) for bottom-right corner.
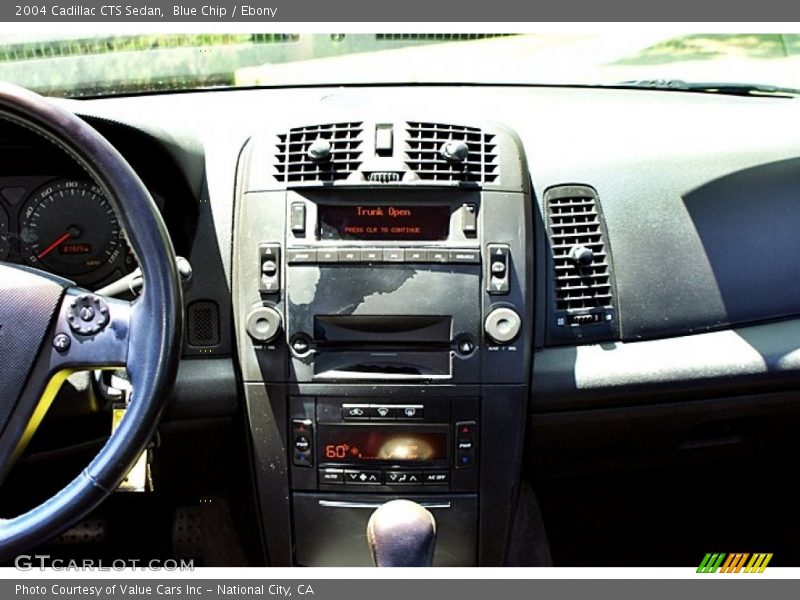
(1, 33), (799, 97)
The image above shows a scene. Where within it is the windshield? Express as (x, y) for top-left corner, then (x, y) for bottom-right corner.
(1, 32), (799, 98)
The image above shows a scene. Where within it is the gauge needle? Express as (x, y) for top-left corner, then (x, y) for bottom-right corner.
(37, 231), (72, 259)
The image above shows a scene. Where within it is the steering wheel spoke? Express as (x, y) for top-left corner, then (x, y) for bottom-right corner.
(49, 287), (133, 372)
(0, 283), (133, 484)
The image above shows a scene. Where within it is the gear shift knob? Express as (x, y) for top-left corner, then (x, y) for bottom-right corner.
(366, 499), (437, 567)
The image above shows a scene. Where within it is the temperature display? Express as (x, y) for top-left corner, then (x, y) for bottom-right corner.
(318, 427), (447, 463)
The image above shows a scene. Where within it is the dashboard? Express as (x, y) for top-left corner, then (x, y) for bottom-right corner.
(7, 84), (800, 567)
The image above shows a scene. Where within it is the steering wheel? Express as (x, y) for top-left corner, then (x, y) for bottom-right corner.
(0, 83), (182, 561)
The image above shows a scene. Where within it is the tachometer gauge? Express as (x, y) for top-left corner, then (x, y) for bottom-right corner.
(0, 205), (9, 261)
(19, 179), (125, 281)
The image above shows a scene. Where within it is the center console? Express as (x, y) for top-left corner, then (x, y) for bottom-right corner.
(233, 118), (532, 566)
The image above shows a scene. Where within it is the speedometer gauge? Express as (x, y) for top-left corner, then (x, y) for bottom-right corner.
(0, 205), (9, 261)
(19, 179), (124, 280)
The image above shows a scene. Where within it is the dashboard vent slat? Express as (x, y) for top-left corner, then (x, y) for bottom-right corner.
(275, 122), (364, 183)
(404, 122), (498, 184)
(546, 191), (615, 312)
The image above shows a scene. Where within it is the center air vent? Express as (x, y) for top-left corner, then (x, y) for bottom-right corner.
(544, 185), (618, 344)
(275, 122), (364, 183)
(405, 122), (498, 184)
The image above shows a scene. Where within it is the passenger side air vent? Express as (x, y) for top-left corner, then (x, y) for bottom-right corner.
(405, 122), (498, 184)
(544, 185), (618, 344)
(275, 122), (364, 183)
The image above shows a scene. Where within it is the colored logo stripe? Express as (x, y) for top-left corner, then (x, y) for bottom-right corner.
(697, 553), (726, 573)
(744, 553), (773, 573)
(697, 553), (773, 573)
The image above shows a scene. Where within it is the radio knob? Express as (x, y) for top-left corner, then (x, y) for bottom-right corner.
(246, 306), (282, 343)
(484, 308), (522, 344)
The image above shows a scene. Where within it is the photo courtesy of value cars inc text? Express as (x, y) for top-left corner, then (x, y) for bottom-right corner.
(15, 584), (314, 597)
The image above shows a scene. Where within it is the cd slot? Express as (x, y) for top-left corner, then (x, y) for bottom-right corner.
(313, 349), (451, 379)
(314, 315), (451, 344)
(311, 315), (452, 379)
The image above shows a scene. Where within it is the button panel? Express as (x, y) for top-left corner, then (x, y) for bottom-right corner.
(317, 469), (450, 487)
(341, 403), (424, 421)
(344, 469), (382, 485)
(487, 244), (510, 294)
(385, 471), (421, 485)
(455, 421), (477, 469)
(286, 247), (480, 265)
(292, 419), (314, 467)
(258, 243), (281, 294)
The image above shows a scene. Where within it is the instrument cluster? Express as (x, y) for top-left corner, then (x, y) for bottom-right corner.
(0, 175), (138, 288)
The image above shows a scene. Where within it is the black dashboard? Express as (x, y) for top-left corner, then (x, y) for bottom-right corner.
(9, 84), (800, 566)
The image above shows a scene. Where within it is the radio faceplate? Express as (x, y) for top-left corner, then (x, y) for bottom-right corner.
(281, 190), (484, 382)
(289, 396), (479, 493)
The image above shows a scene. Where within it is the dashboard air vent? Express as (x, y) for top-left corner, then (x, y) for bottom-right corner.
(275, 122), (364, 183)
(405, 122), (498, 184)
(546, 190), (614, 312)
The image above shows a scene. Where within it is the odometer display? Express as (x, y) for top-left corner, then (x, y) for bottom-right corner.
(20, 179), (124, 281)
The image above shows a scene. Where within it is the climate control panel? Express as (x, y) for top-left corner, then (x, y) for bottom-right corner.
(289, 396), (479, 494)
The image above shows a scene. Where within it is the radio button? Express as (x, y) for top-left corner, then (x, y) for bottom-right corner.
(462, 203), (478, 235)
(290, 202), (306, 236)
(342, 404), (370, 420)
(369, 405), (396, 420)
(457, 339), (475, 355)
(287, 249), (317, 264)
(423, 471), (449, 485)
(290, 336), (311, 355)
(403, 248), (427, 263)
(427, 249), (449, 263)
(383, 248), (404, 262)
(450, 249), (480, 264)
(385, 471), (421, 485)
(319, 469), (344, 484)
(258, 243), (281, 294)
(345, 470), (382, 485)
(397, 405), (424, 420)
(361, 248), (383, 263)
(487, 244), (510, 294)
(338, 249), (361, 263)
(317, 248), (338, 263)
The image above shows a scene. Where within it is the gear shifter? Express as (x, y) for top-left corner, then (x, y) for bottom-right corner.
(366, 500), (437, 567)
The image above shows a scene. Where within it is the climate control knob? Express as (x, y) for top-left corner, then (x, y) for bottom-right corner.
(484, 307), (522, 344)
(246, 306), (282, 343)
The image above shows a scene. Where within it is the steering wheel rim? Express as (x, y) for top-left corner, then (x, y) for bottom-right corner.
(0, 82), (182, 560)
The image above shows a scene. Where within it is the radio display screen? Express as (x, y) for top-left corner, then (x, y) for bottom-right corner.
(317, 204), (450, 241)
(318, 426), (447, 463)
